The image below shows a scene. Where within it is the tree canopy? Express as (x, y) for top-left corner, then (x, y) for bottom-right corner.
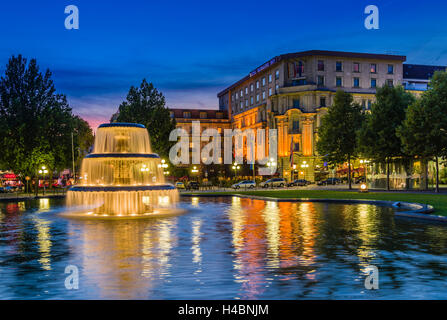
(112, 79), (176, 158)
(398, 71), (447, 192)
(0, 55), (93, 178)
(316, 90), (364, 189)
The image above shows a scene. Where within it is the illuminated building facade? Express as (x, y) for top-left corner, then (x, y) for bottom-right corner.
(218, 50), (406, 181)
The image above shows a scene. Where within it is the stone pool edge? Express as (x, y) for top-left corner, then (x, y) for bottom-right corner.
(181, 193), (446, 223)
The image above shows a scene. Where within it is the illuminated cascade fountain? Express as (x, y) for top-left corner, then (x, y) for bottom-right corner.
(66, 123), (179, 217)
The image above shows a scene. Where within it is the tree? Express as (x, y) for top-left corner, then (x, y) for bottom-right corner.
(398, 71), (447, 192)
(112, 79), (176, 158)
(358, 85), (415, 190)
(316, 90), (364, 189)
(0, 55), (93, 189)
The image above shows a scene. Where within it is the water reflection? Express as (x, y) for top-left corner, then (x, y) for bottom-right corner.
(1, 197), (447, 299)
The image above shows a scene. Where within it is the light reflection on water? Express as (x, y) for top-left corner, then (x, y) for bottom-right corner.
(1, 196), (447, 299)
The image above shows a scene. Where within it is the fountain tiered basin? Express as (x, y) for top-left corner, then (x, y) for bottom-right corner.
(65, 123), (179, 218)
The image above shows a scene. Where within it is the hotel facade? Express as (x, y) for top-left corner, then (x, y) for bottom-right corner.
(171, 50), (445, 184)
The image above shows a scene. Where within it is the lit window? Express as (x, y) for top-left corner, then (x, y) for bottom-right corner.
(250, 84), (254, 92)
(245, 87), (248, 94)
(183, 111), (191, 118)
(269, 88), (272, 96)
(370, 63), (377, 73)
(269, 74), (272, 83)
(275, 70), (280, 79)
(236, 92), (238, 99)
(262, 91), (266, 100)
(240, 90), (243, 97)
(256, 94), (260, 102)
(256, 81), (259, 89)
(250, 96), (254, 105)
(245, 99), (248, 107)
(262, 77), (266, 86)
(353, 62), (360, 73)
(275, 84), (279, 92)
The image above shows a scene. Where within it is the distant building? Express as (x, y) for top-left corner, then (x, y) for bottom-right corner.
(403, 64), (446, 95)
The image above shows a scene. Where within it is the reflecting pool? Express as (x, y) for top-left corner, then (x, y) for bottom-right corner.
(1, 197), (447, 299)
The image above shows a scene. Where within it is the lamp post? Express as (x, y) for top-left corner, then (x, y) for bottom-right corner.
(38, 166), (49, 195)
(232, 162), (240, 179)
(300, 161), (309, 180)
(266, 158), (276, 178)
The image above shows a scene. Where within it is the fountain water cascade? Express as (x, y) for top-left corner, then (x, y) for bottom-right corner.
(66, 123), (179, 217)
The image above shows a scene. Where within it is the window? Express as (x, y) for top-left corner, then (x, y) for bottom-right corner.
(370, 63), (377, 73)
(256, 94), (260, 102)
(275, 70), (280, 79)
(275, 84), (279, 92)
(336, 61), (343, 72)
(318, 60), (324, 71)
(200, 112), (207, 119)
(256, 81), (259, 89)
(245, 87), (248, 94)
(169, 111), (175, 118)
(262, 91), (266, 100)
(317, 75), (324, 86)
(292, 120), (299, 131)
(250, 96), (254, 105)
(353, 77), (360, 88)
(388, 64), (394, 74)
(250, 84), (254, 92)
(245, 99), (248, 107)
(216, 112), (223, 119)
(367, 100), (372, 109)
(336, 77), (342, 87)
(262, 77), (266, 86)
(269, 88), (272, 96)
(320, 97), (326, 107)
(269, 74), (272, 83)
(353, 62), (360, 73)
(236, 92), (238, 99)
(240, 90), (243, 97)
(371, 78), (377, 88)
(183, 111), (191, 118)
(386, 79), (394, 87)
(293, 99), (300, 108)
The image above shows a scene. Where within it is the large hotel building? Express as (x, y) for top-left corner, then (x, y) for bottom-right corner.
(171, 50), (445, 183)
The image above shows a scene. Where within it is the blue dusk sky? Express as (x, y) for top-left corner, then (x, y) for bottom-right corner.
(0, 0), (446, 129)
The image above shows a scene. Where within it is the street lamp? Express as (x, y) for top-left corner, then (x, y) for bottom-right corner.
(232, 162), (240, 179)
(300, 161), (309, 180)
(266, 158), (276, 177)
(38, 166), (49, 195)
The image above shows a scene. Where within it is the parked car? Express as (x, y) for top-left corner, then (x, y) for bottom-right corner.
(0, 186), (13, 193)
(175, 181), (186, 189)
(231, 180), (256, 189)
(354, 176), (366, 184)
(287, 179), (311, 187)
(187, 181), (200, 190)
(317, 178), (341, 186)
(260, 178), (286, 188)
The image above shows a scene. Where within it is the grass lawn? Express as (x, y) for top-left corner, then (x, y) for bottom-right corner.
(184, 189), (447, 216)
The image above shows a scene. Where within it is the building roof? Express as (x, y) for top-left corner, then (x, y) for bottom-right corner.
(169, 108), (229, 120)
(217, 50), (407, 97)
(403, 64), (446, 80)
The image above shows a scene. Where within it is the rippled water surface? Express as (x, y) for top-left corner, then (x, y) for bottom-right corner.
(1, 196), (447, 299)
